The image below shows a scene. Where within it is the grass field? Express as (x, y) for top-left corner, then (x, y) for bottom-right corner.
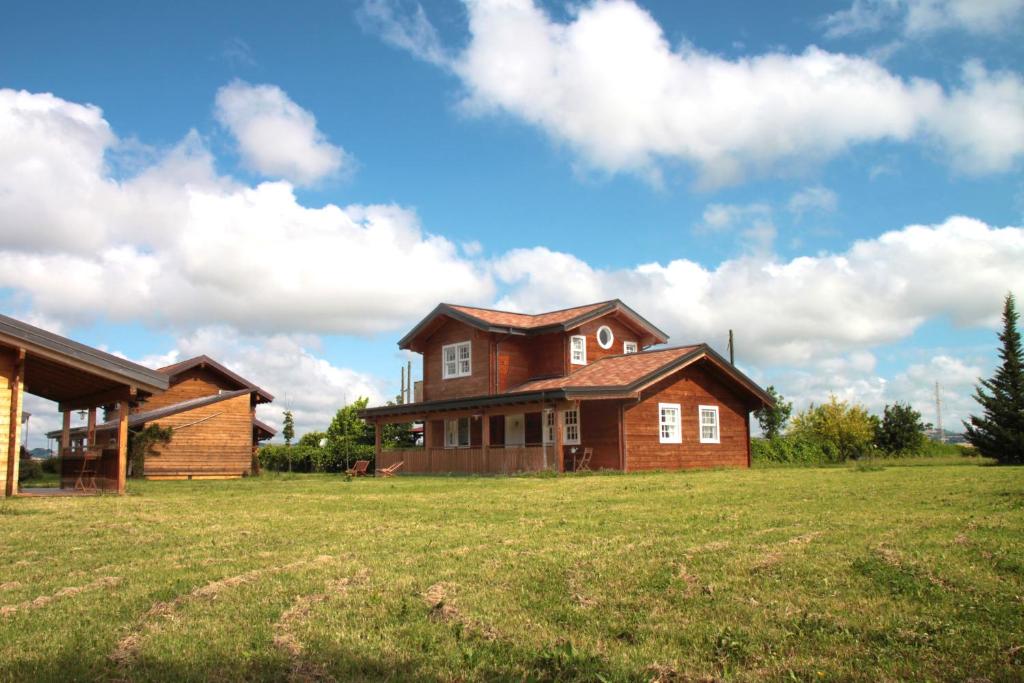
(1, 458), (1022, 682)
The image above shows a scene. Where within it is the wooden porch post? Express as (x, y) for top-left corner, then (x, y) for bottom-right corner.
(554, 406), (564, 473)
(374, 419), (382, 466)
(5, 349), (25, 497)
(116, 399), (129, 494)
(61, 410), (71, 459)
(481, 411), (490, 472)
(87, 407), (96, 448)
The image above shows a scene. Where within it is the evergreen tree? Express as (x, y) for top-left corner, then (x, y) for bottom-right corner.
(964, 293), (1024, 464)
(875, 402), (926, 454)
(282, 410), (295, 446)
(754, 385), (792, 439)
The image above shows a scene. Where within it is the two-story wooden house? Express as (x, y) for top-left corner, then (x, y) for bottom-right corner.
(360, 300), (772, 473)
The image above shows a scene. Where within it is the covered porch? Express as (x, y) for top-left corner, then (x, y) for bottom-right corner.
(367, 395), (625, 475)
(0, 315), (169, 496)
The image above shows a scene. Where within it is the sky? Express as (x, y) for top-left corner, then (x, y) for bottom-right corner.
(1, 0), (1022, 447)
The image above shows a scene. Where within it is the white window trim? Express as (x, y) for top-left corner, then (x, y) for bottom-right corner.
(570, 335), (587, 365)
(543, 408), (555, 444)
(659, 402), (682, 444)
(441, 340), (472, 379)
(562, 408), (581, 445)
(444, 417), (471, 449)
(596, 325), (614, 350)
(623, 340), (638, 354)
(699, 405), (720, 444)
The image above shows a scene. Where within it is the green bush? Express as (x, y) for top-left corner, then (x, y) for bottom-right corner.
(40, 457), (59, 474)
(751, 435), (831, 465)
(790, 396), (877, 462)
(18, 458), (43, 482)
(874, 402), (927, 455)
(258, 444), (375, 473)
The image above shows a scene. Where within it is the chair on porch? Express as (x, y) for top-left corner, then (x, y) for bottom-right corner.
(574, 447), (593, 472)
(346, 460), (370, 476)
(377, 461), (404, 477)
(74, 446), (103, 492)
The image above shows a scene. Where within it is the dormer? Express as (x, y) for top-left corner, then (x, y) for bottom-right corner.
(399, 300), (669, 401)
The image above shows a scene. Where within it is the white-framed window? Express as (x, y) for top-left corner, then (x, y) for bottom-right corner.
(445, 417), (471, 448)
(596, 325), (614, 349)
(699, 405), (720, 444)
(570, 335), (587, 365)
(659, 403), (681, 444)
(543, 408), (555, 444)
(623, 341), (638, 354)
(442, 341), (472, 379)
(563, 408), (581, 445)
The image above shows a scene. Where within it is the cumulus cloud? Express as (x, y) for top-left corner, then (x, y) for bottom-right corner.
(492, 215), (1024, 366)
(214, 80), (349, 186)
(824, 0), (1024, 38)
(0, 88), (493, 335)
(365, 0), (1024, 185)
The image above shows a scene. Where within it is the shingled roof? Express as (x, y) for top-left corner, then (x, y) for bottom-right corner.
(398, 299), (669, 351)
(158, 355), (273, 404)
(508, 345), (701, 392)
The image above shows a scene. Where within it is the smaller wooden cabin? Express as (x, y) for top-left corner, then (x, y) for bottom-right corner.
(51, 355), (274, 480)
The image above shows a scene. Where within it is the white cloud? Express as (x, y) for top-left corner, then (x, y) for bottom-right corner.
(787, 186), (838, 217)
(492, 215), (1024, 366)
(823, 0), (1024, 37)
(696, 202), (776, 254)
(356, 0), (450, 66)
(214, 80), (349, 186)
(367, 0), (1024, 185)
(0, 88), (494, 335)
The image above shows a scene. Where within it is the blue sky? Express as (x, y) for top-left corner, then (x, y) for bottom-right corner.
(2, 0), (1022, 444)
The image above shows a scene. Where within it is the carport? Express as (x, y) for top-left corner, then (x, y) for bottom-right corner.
(1, 314), (169, 496)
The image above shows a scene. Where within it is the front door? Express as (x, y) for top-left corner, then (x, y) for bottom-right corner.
(504, 414), (525, 447)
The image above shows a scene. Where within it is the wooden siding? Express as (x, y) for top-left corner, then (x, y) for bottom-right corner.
(0, 349), (20, 492)
(421, 319), (492, 401)
(139, 367), (245, 412)
(577, 400), (622, 470)
(142, 392), (253, 478)
(623, 359), (752, 471)
(495, 333), (565, 392)
(566, 314), (648, 374)
(378, 446), (552, 474)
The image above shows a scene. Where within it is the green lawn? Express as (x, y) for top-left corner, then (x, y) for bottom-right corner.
(1, 459), (1022, 682)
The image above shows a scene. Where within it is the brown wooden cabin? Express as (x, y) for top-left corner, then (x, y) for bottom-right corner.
(50, 355), (274, 480)
(360, 300), (773, 475)
(0, 314), (169, 496)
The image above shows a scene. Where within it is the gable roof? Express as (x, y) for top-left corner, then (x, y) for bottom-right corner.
(398, 299), (669, 351)
(47, 389), (251, 438)
(158, 355), (273, 404)
(253, 418), (277, 440)
(360, 344), (772, 419)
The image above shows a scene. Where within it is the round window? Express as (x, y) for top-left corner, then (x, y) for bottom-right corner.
(597, 325), (614, 349)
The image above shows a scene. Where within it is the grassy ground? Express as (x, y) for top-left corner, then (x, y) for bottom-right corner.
(1, 459), (1022, 682)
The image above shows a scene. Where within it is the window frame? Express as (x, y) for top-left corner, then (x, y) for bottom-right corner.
(570, 335), (587, 365)
(596, 325), (615, 350)
(562, 408), (581, 445)
(444, 416), (471, 449)
(698, 405), (720, 444)
(441, 340), (472, 379)
(658, 402), (682, 444)
(543, 408), (555, 444)
(623, 340), (638, 354)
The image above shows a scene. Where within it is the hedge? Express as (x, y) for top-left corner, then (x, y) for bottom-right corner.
(258, 444), (376, 473)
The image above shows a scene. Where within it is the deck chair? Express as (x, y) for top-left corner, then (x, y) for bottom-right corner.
(377, 461), (404, 477)
(346, 459), (370, 476)
(74, 446), (102, 492)
(575, 448), (593, 472)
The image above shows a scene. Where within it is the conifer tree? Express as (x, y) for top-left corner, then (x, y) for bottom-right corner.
(964, 293), (1024, 464)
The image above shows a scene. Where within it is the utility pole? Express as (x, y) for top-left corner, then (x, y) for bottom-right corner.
(935, 381), (944, 443)
(727, 329), (735, 365)
(407, 360), (413, 403)
(400, 366), (406, 405)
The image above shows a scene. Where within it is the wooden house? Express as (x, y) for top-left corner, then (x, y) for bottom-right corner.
(360, 300), (773, 474)
(50, 355), (274, 480)
(1, 314), (169, 496)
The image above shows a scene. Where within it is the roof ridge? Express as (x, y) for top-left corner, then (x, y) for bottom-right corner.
(445, 300), (615, 318)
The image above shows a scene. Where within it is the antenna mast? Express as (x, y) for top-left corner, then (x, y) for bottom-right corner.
(727, 329), (735, 365)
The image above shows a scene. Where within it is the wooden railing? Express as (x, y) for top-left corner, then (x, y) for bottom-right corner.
(378, 446), (554, 475)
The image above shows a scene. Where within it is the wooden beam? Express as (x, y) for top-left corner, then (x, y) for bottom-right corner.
(481, 410), (490, 470)
(374, 419), (382, 468)
(5, 348), (25, 497)
(554, 406), (564, 473)
(116, 400), (128, 495)
(59, 384), (135, 413)
(87, 407), (96, 446)
(61, 410), (71, 458)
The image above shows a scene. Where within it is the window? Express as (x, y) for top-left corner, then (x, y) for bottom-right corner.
(659, 403), (681, 443)
(445, 417), (471, 448)
(442, 341), (471, 379)
(563, 408), (581, 445)
(623, 341), (638, 354)
(699, 405), (720, 444)
(570, 335), (587, 365)
(596, 325), (614, 349)
(543, 409), (555, 444)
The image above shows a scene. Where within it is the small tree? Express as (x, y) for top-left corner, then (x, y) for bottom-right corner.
(875, 402), (927, 454)
(297, 431), (327, 448)
(789, 395), (876, 462)
(282, 410), (295, 446)
(326, 397), (373, 469)
(964, 292), (1024, 464)
(382, 394), (417, 447)
(127, 424), (173, 478)
(754, 385), (792, 439)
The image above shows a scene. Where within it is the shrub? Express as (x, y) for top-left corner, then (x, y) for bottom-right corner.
(751, 435), (830, 465)
(17, 458), (43, 482)
(790, 395), (877, 462)
(258, 443), (375, 473)
(875, 402), (927, 455)
(40, 457), (59, 474)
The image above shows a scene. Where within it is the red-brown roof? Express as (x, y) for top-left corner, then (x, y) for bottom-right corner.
(509, 345), (700, 392)
(398, 299), (669, 351)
